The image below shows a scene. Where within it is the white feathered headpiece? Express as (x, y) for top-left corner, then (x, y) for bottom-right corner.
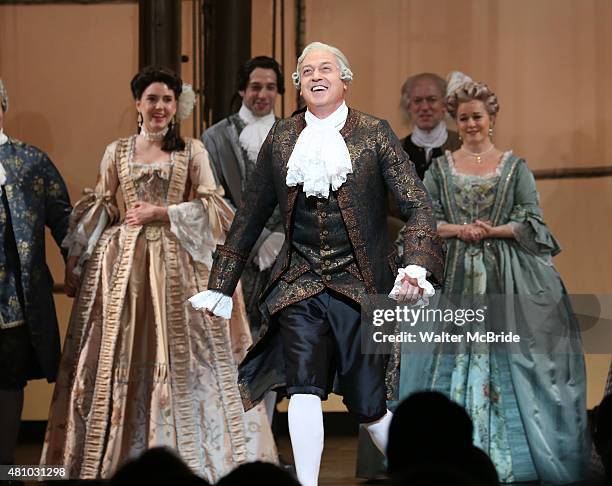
(446, 71), (473, 97)
(177, 83), (196, 121)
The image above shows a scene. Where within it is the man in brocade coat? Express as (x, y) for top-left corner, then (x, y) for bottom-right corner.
(190, 43), (444, 486)
(0, 78), (71, 467)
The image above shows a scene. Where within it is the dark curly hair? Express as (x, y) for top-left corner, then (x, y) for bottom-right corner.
(130, 66), (185, 152)
(237, 56), (285, 94)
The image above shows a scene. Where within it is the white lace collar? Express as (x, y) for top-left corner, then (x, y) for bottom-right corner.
(285, 102), (352, 199)
(237, 103), (276, 163)
(446, 149), (513, 179)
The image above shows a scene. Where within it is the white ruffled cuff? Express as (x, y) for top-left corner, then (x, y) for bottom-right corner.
(388, 265), (436, 306)
(254, 231), (285, 270)
(188, 289), (233, 319)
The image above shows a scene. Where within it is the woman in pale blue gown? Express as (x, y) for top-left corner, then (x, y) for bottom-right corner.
(395, 81), (588, 484)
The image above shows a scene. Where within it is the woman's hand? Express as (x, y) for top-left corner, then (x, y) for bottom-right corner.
(125, 201), (168, 226)
(65, 256), (80, 298)
(457, 223), (487, 243)
(473, 220), (514, 239)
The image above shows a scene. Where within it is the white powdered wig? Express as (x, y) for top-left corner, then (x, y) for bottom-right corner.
(292, 41), (353, 89)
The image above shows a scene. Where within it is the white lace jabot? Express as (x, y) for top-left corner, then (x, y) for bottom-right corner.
(238, 103), (276, 163)
(286, 102), (352, 199)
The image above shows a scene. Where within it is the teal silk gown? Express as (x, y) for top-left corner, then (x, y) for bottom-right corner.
(395, 151), (589, 483)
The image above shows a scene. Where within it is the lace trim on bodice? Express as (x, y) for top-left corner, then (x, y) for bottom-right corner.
(446, 150), (513, 180)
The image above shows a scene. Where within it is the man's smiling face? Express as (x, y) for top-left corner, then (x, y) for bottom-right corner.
(299, 48), (347, 117)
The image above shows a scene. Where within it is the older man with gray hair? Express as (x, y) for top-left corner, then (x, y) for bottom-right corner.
(400, 72), (461, 180)
(190, 42), (444, 486)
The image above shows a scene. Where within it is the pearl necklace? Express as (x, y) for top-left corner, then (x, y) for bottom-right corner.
(461, 144), (495, 164)
(140, 126), (169, 142)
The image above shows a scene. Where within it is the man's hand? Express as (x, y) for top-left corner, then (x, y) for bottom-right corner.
(396, 275), (425, 304)
(125, 201), (167, 226)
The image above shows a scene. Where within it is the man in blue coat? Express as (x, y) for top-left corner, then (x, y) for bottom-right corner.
(0, 78), (71, 466)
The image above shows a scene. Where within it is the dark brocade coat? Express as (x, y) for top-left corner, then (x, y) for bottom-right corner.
(0, 138), (71, 384)
(207, 108), (445, 409)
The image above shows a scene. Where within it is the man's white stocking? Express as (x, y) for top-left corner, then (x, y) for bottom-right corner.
(288, 394), (324, 486)
(363, 409), (393, 456)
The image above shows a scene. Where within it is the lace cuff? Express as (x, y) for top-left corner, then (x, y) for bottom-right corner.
(188, 289), (233, 319)
(168, 200), (220, 268)
(62, 188), (118, 264)
(388, 265), (436, 306)
(254, 231), (285, 270)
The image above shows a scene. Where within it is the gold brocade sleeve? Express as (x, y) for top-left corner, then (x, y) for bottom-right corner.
(377, 120), (445, 285)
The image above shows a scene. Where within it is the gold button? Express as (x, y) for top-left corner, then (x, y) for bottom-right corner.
(324, 275), (332, 281)
(324, 244), (330, 250)
(324, 260), (331, 266)
(322, 230), (329, 236)
(320, 212), (327, 218)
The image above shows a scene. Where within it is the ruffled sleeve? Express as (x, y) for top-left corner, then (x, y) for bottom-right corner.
(506, 161), (561, 261)
(167, 139), (234, 268)
(62, 142), (120, 273)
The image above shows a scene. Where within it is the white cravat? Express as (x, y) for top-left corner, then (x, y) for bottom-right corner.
(0, 129), (7, 193)
(410, 121), (448, 162)
(237, 103), (276, 163)
(286, 102), (352, 199)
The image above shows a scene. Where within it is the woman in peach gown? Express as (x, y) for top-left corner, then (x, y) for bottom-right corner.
(40, 67), (277, 481)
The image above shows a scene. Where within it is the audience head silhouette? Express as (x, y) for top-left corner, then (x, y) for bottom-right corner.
(109, 447), (210, 485)
(217, 461), (300, 486)
(387, 391), (497, 485)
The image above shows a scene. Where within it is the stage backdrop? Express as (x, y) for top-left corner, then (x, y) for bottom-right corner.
(0, 0), (609, 419)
